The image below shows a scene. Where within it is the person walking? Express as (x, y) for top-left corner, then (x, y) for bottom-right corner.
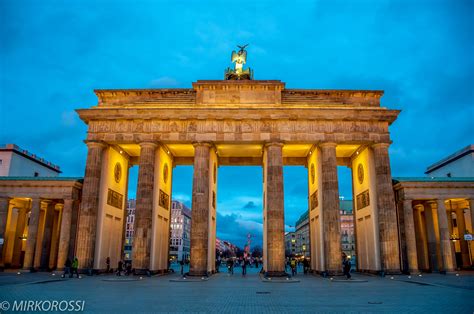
(179, 259), (184, 275)
(106, 257), (110, 273)
(62, 258), (72, 278)
(215, 257), (220, 273)
(303, 258), (309, 274)
(71, 257), (79, 278)
(290, 258), (297, 276)
(227, 258), (234, 275)
(242, 258), (247, 276)
(116, 260), (123, 276)
(343, 256), (352, 279)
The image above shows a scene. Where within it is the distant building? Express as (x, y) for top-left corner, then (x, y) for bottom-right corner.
(284, 232), (296, 256)
(169, 200), (191, 262)
(340, 200), (355, 258)
(0, 144), (61, 177)
(425, 144), (474, 177)
(295, 213), (309, 258)
(216, 238), (239, 257)
(293, 200), (355, 259)
(123, 199), (136, 261)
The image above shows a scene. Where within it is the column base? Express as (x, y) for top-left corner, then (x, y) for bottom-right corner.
(133, 268), (152, 276)
(77, 268), (95, 275)
(382, 269), (402, 275)
(149, 269), (168, 275)
(264, 271), (289, 278)
(187, 270), (209, 277)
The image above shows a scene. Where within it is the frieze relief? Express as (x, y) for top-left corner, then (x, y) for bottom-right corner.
(90, 119), (387, 135)
(87, 119), (390, 144)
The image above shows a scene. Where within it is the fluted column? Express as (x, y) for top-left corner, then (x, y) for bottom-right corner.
(436, 199), (455, 272)
(56, 199), (74, 270)
(76, 141), (106, 270)
(424, 202), (442, 271)
(455, 208), (470, 267)
(372, 143), (400, 273)
(413, 205), (429, 270)
(23, 198), (42, 270)
(320, 143), (342, 275)
(189, 143), (212, 276)
(402, 199), (419, 273)
(0, 197), (10, 269)
(132, 142), (158, 273)
(12, 207), (27, 267)
(36, 202), (55, 269)
(264, 142), (286, 276)
(470, 199), (474, 235)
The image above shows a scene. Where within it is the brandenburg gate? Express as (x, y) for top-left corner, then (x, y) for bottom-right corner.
(75, 46), (401, 276)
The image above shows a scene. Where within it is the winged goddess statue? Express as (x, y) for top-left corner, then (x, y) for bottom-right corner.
(225, 44), (253, 80)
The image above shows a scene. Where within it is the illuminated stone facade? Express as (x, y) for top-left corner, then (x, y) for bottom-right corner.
(0, 178), (82, 271)
(73, 79), (401, 276)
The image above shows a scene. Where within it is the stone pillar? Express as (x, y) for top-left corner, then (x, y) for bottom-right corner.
(372, 143), (400, 273)
(0, 197), (10, 269)
(76, 141), (106, 270)
(320, 143), (342, 275)
(436, 199), (455, 272)
(189, 143), (211, 276)
(37, 202), (55, 269)
(402, 199), (419, 274)
(455, 208), (470, 267)
(424, 201), (442, 271)
(23, 198), (42, 270)
(57, 199), (74, 270)
(263, 143), (286, 276)
(0, 197), (10, 270)
(470, 199), (474, 235)
(12, 207), (27, 267)
(413, 205), (429, 270)
(132, 142), (158, 273)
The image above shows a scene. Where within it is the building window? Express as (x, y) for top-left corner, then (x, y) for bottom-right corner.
(34, 172), (39, 177)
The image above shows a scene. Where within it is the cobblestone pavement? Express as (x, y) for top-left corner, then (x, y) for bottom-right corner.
(0, 267), (473, 313)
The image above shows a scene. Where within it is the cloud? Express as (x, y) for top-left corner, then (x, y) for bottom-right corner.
(216, 212), (263, 248)
(243, 201), (257, 209)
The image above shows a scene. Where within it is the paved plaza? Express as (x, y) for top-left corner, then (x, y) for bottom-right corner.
(0, 266), (473, 313)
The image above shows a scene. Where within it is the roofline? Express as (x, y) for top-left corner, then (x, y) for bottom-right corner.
(0, 176), (83, 182)
(0, 146), (62, 173)
(425, 144), (474, 174)
(393, 177), (474, 183)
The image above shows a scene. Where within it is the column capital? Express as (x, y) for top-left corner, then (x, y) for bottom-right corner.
(139, 142), (158, 149)
(371, 142), (391, 149)
(63, 198), (74, 206)
(192, 142), (213, 148)
(263, 142), (284, 148)
(318, 142), (337, 149)
(84, 140), (107, 149)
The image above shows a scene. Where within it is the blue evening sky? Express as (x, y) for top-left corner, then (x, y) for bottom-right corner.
(1, 0), (473, 248)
